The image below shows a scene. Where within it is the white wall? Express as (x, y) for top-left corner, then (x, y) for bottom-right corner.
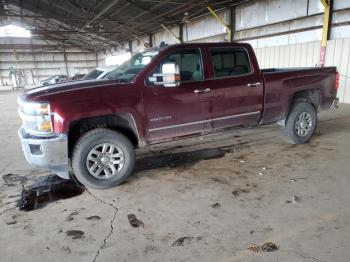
(0, 47), (98, 87)
(254, 38), (350, 103)
(185, 10), (229, 42)
(97, 0), (350, 103)
(235, 1), (350, 48)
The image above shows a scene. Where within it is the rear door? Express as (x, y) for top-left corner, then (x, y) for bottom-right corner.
(143, 48), (211, 143)
(204, 47), (263, 130)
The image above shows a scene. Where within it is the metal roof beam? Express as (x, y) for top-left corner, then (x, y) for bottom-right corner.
(7, 1), (120, 50)
(81, 0), (120, 29)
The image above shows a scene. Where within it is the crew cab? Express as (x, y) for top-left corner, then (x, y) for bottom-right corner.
(18, 42), (339, 189)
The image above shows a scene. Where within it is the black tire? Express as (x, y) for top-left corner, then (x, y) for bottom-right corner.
(282, 102), (317, 144)
(72, 128), (135, 189)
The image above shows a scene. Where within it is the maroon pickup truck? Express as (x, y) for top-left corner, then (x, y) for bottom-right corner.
(18, 42), (339, 189)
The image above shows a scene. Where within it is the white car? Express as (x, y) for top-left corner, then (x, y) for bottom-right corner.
(37, 75), (68, 87)
(82, 66), (116, 80)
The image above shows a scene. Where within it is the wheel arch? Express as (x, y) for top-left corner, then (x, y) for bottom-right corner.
(279, 88), (321, 126)
(291, 88), (321, 110)
(68, 113), (140, 157)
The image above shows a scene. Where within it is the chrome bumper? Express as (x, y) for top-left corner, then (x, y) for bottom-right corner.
(18, 128), (70, 179)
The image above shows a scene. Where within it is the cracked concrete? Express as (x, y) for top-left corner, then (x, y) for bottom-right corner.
(86, 189), (118, 262)
(1, 91), (350, 262)
(279, 249), (329, 262)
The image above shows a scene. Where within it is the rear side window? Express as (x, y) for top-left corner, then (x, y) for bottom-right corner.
(210, 48), (251, 78)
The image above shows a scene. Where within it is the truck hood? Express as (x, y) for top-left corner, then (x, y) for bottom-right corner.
(23, 79), (116, 101)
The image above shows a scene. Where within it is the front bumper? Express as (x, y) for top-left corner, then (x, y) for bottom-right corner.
(18, 128), (70, 179)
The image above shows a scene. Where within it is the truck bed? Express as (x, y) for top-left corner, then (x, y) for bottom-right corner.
(262, 67), (331, 73)
(260, 66), (338, 125)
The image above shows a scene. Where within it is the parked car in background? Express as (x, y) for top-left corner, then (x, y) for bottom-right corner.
(18, 42), (339, 189)
(68, 73), (86, 82)
(37, 75), (68, 87)
(82, 66), (115, 80)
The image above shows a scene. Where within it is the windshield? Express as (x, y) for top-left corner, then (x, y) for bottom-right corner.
(42, 75), (56, 82)
(83, 69), (104, 80)
(106, 51), (159, 82)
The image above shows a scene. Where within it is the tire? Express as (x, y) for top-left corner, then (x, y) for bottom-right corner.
(282, 102), (317, 144)
(72, 128), (135, 189)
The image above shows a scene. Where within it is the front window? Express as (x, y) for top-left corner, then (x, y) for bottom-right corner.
(148, 49), (203, 86)
(107, 51), (159, 83)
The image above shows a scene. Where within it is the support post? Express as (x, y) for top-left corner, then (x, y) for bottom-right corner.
(320, 0), (332, 67)
(229, 6), (235, 42)
(128, 40), (133, 53)
(161, 24), (182, 43)
(95, 51), (99, 67)
(149, 33), (153, 47)
(31, 38), (38, 84)
(207, 6), (231, 42)
(63, 47), (69, 75)
(179, 23), (184, 43)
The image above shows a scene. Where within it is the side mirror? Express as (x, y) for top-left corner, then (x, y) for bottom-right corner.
(148, 62), (180, 87)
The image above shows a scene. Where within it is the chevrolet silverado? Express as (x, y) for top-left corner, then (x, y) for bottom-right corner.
(18, 42), (339, 189)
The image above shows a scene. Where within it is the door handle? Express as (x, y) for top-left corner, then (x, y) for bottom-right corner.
(247, 82), (261, 87)
(194, 88), (210, 94)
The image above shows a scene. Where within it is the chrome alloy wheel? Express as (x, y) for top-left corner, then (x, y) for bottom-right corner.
(295, 112), (313, 137)
(86, 143), (125, 179)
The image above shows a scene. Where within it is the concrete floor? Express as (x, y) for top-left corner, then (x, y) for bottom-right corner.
(1, 90), (350, 262)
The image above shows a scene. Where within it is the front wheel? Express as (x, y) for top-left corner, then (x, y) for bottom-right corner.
(72, 128), (135, 189)
(282, 102), (317, 144)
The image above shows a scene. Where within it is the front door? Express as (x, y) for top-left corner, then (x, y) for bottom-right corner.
(143, 48), (211, 143)
(204, 47), (263, 130)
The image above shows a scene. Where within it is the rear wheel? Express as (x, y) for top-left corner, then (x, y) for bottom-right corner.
(72, 128), (135, 189)
(282, 102), (317, 144)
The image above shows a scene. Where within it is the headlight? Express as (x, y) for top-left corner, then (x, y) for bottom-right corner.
(18, 100), (53, 135)
(19, 101), (50, 116)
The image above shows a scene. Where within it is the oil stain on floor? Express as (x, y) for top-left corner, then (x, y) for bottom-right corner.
(17, 175), (85, 211)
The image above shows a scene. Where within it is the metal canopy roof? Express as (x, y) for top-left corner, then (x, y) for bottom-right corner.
(1, 0), (247, 51)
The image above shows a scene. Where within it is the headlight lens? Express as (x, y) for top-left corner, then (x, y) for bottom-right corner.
(20, 102), (50, 116)
(18, 101), (53, 135)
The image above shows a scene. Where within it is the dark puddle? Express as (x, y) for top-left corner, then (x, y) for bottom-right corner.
(66, 230), (85, 240)
(211, 202), (221, 208)
(135, 143), (248, 172)
(17, 175), (85, 212)
(128, 213), (144, 228)
(171, 236), (202, 247)
(86, 215), (101, 221)
(248, 242), (279, 252)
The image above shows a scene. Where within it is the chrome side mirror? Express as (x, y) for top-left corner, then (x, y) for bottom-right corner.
(148, 62), (180, 87)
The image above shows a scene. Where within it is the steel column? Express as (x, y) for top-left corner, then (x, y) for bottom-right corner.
(320, 0), (332, 67)
(229, 5), (236, 42)
(63, 48), (69, 75)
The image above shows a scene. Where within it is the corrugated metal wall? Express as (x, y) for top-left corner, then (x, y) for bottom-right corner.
(0, 49), (98, 86)
(0, 36), (99, 87)
(254, 38), (350, 103)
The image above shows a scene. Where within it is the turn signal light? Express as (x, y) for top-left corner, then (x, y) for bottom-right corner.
(37, 120), (52, 132)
